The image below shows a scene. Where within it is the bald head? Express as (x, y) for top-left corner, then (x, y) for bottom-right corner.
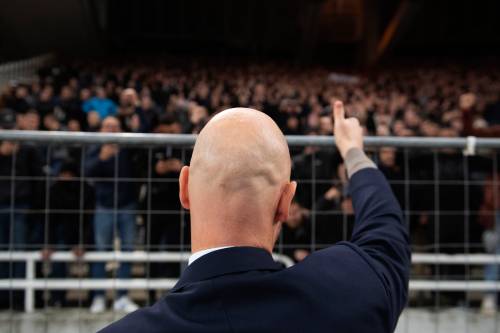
(191, 108), (290, 192)
(179, 108), (296, 253)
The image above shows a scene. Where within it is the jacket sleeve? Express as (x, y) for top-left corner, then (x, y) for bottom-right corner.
(347, 167), (411, 329)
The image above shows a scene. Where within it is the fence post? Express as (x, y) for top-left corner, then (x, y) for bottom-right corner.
(24, 255), (35, 313)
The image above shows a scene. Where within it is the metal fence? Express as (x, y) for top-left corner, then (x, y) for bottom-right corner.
(0, 55), (54, 89)
(1, 130), (500, 333)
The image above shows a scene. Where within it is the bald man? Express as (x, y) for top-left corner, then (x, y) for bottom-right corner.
(99, 101), (410, 333)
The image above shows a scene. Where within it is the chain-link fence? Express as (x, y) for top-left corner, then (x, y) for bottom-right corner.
(1, 130), (500, 332)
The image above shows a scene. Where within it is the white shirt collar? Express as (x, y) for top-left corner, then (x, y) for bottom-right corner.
(188, 246), (235, 266)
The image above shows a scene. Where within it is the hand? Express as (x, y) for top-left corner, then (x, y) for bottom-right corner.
(155, 160), (169, 175)
(293, 249), (310, 262)
(324, 186), (341, 201)
(155, 159), (182, 174)
(99, 144), (118, 161)
(303, 146), (319, 156)
(72, 246), (85, 258)
(41, 248), (53, 261)
(165, 159), (183, 172)
(331, 100), (363, 159)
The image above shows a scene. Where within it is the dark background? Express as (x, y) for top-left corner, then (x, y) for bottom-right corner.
(1, 0), (500, 65)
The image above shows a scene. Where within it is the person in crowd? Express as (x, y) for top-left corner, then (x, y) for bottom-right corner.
(85, 116), (142, 313)
(478, 172), (500, 314)
(0, 108), (43, 309)
(140, 95), (161, 132)
(280, 201), (311, 262)
(461, 92), (500, 137)
(5, 85), (33, 113)
(36, 86), (56, 118)
(82, 87), (117, 131)
(460, 92), (500, 314)
(377, 147), (405, 208)
(17, 108), (40, 131)
(315, 172), (355, 246)
(41, 160), (95, 307)
(56, 85), (86, 129)
(145, 114), (184, 302)
(116, 88), (147, 133)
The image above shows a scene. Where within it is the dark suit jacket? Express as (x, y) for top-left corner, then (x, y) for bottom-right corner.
(99, 168), (411, 333)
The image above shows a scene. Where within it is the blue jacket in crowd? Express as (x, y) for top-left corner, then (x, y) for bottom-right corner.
(82, 97), (117, 119)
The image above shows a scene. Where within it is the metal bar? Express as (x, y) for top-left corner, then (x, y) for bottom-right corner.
(409, 281), (500, 292)
(24, 258), (35, 313)
(0, 279), (179, 290)
(493, 153), (499, 333)
(43, 145), (52, 316)
(433, 150), (440, 333)
(5, 250), (500, 265)
(311, 151), (316, 252)
(7, 207), (500, 215)
(3, 279), (500, 292)
(8, 132), (17, 322)
(146, 147), (152, 306)
(463, 154), (470, 333)
(78, 146), (86, 316)
(412, 254), (500, 265)
(2, 175), (498, 185)
(3, 131), (500, 148)
(0, 251), (295, 267)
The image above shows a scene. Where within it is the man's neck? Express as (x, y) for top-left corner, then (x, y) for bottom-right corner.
(189, 214), (274, 254)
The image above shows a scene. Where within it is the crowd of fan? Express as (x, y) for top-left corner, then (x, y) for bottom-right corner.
(1, 61), (500, 137)
(1, 59), (500, 310)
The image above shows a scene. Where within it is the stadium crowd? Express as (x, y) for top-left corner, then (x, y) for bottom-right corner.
(1, 59), (500, 311)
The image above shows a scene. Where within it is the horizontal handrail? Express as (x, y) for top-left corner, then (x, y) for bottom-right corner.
(3, 279), (500, 292)
(2, 251), (500, 265)
(410, 281), (500, 292)
(0, 251), (497, 312)
(0, 250), (294, 312)
(1, 130), (500, 148)
(0, 279), (178, 290)
(412, 253), (500, 265)
(0, 251), (295, 267)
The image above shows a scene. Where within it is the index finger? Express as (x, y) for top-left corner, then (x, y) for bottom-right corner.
(331, 99), (345, 122)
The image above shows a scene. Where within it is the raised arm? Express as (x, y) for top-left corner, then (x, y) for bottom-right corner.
(333, 100), (411, 328)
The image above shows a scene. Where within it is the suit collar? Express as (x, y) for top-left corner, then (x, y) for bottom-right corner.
(172, 246), (283, 291)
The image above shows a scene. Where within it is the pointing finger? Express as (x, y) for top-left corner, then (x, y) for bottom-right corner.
(332, 100), (345, 123)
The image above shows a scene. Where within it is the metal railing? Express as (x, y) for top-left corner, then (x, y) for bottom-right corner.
(1, 130), (500, 332)
(1, 130), (500, 148)
(3, 251), (500, 312)
(0, 251), (295, 313)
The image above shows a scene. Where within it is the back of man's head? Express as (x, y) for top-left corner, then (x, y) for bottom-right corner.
(179, 108), (297, 253)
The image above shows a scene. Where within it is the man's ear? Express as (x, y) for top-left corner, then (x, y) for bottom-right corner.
(179, 166), (190, 210)
(274, 181), (297, 223)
